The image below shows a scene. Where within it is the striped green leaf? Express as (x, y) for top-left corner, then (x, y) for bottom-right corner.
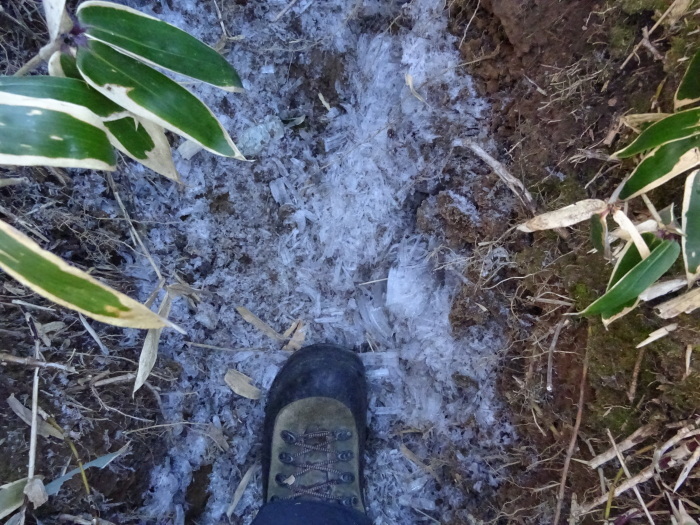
(613, 108), (700, 159)
(0, 92), (115, 170)
(0, 76), (179, 180)
(76, 40), (244, 159)
(682, 169), (700, 285)
(582, 239), (680, 317)
(607, 233), (661, 289)
(0, 76), (123, 118)
(77, 0), (242, 92)
(617, 134), (700, 200)
(105, 116), (179, 181)
(48, 50), (81, 79)
(675, 50), (700, 111)
(590, 213), (610, 258)
(0, 219), (176, 330)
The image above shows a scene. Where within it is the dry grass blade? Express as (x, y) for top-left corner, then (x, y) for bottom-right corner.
(586, 424), (656, 469)
(282, 319), (306, 351)
(0, 178), (28, 188)
(133, 294), (172, 394)
(0, 352), (75, 373)
(613, 210), (650, 259)
(226, 464), (257, 518)
(636, 323), (678, 348)
(405, 74), (427, 104)
(78, 313), (109, 355)
(640, 279), (686, 301)
(400, 444), (440, 482)
(606, 429), (655, 525)
(673, 444), (700, 492)
(656, 286), (700, 318)
(235, 306), (285, 341)
(7, 394), (64, 439)
(224, 369), (262, 400)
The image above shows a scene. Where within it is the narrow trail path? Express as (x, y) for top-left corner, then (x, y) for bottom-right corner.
(118, 0), (513, 522)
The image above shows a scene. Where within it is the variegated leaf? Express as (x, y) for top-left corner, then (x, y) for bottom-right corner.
(76, 40), (244, 159)
(613, 108), (700, 159)
(675, 50), (700, 111)
(616, 134), (700, 200)
(0, 92), (115, 170)
(682, 170), (700, 285)
(0, 218), (176, 330)
(77, 1), (243, 92)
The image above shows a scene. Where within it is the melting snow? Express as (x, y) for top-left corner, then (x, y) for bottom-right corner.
(108, 0), (513, 522)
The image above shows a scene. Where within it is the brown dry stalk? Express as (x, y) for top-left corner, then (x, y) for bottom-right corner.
(0, 352), (75, 372)
(553, 346), (589, 524)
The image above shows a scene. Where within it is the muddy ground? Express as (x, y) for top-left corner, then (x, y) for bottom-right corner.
(1, 0), (699, 523)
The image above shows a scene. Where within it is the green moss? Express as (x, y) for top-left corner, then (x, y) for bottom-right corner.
(609, 24), (636, 59)
(618, 0), (666, 15)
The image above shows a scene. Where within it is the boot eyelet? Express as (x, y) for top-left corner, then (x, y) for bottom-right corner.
(337, 450), (354, 461)
(341, 496), (359, 506)
(280, 430), (297, 444)
(275, 473), (290, 486)
(334, 429), (352, 441)
(279, 452), (294, 464)
(270, 495), (280, 502)
(340, 472), (355, 483)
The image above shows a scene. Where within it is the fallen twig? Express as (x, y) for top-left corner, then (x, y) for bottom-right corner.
(553, 346), (589, 524)
(586, 424), (656, 469)
(456, 139), (536, 214)
(606, 429), (655, 524)
(0, 352), (75, 373)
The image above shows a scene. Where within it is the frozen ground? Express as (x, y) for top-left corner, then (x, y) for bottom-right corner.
(95, 0), (514, 522)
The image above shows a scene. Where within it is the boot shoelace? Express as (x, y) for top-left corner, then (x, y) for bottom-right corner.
(274, 429), (359, 506)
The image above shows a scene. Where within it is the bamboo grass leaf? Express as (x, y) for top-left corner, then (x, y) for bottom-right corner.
(682, 169), (700, 285)
(582, 239), (680, 317)
(613, 108), (700, 159)
(675, 50), (700, 110)
(48, 50), (81, 79)
(0, 219), (178, 330)
(0, 92), (115, 170)
(76, 41), (244, 159)
(77, 0), (243, 92)
(617, 134), (700, 200)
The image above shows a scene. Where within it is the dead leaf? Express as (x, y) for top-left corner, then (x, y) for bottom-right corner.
(636, 323), (677, 348)
(7, 395), (64, 439)
(282, 320), (306, 351)
(23, 478), (47, 508)
(224, 369), (262, 400)
(206, 423), (230, 452)
(613, 210), (650, 259)
(656, 286), (700, 319)
(235, 306), (284, 340)
(517, 199), (608, 232)
(226, 464), (257, 518)
(639, 278), (687, 302)
(133, 294), (172, 394)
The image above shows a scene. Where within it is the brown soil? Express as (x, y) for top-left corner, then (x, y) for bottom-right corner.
(441, 0), (700, 523)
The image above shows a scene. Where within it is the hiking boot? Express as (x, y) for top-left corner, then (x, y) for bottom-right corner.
(262, 343), (368, 514)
